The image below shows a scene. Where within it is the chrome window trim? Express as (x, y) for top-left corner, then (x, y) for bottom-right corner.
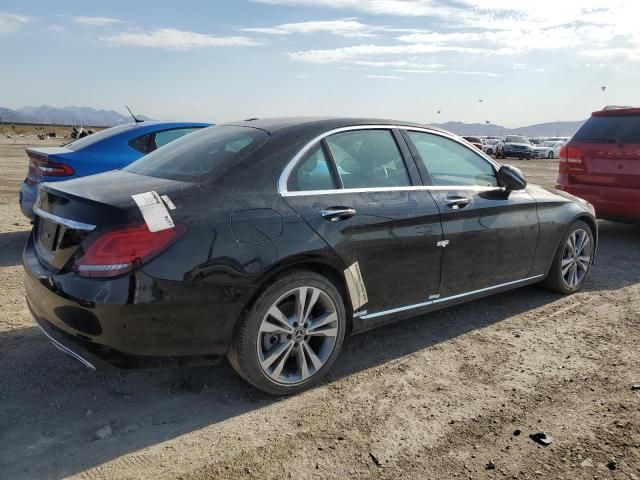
(34, 208), (96, 231)
(282, 185), (505, 197)
(359, 274), (544, 320)
(278, 124), (502, 196)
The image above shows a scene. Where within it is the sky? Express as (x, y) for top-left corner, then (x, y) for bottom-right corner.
(0, 0), (638, 127)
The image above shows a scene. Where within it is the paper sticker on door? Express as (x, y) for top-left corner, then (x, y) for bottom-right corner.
(344, 261), (368, 310)
(132, 191), (175, 232)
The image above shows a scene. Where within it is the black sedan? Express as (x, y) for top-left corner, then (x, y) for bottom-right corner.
(24, 118), (597, 395)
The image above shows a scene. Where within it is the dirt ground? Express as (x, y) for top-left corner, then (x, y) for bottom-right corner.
(0, 137), (638, 480)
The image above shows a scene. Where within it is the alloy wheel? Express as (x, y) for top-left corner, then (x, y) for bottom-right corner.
(256, 286), (339, 385)
(561, 229), (591, 289)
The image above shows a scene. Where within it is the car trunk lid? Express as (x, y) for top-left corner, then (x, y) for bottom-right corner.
(33, 170), (198, 272)
(25, 146), (75, 184)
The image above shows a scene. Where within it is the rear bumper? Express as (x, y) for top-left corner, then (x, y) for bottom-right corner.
(556, 183), (640, 222)
(23, 235), (233, 369)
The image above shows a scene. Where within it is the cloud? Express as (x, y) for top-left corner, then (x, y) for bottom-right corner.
(240, 18), (379, 37)
(102, 28), (262, 49)
(0, 11), (33, 34)
(72, 16), (125, 26)
(252, 0), (451, 17)
(290, 43), (513, 64)
(365, 74), (404, 79)
(395, 69), (501, 77)
(257, 0), (640, 63)
(239, 18), (422, 38)
(47, 24), (66, 33)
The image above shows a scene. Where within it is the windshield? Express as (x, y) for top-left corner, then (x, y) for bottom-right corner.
(64, 123), (138, 150)
(124, 126), (269, 182)
(463, 137), (481, 143)
(542, 141), (556, 147)
(505, 136), (530, 144)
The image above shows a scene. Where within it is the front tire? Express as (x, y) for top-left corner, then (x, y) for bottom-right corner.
(547, 151), (554, 159)
(227, 270), (347, 395)
(542, 220), (594, 294)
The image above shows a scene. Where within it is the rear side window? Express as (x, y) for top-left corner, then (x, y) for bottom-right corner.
(573, 115), (640, 144)
(288, 144), (337, 192)
(407, 131), (497, 187)
(129, 133), (153, 154)
(124, 126), (269, 182)
(325, 130), (411, 188)
(154, 127), (202, 149)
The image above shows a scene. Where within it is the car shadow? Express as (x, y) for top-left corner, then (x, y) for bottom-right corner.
(0, 285), (561, 480)
(582, 221), (640, 292)
(0, 229), (30, 268)
(1, 221), (638, 479)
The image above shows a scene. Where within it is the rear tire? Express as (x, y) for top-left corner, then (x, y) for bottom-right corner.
(227, 270), (347, 395)
(542, 220), (594, 294)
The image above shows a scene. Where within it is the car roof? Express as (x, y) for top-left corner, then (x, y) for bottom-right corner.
(220, 116), (450, 136)
(593, 107), (640, 117)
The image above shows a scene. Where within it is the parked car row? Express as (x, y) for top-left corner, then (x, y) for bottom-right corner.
(20, 106), (639, 394)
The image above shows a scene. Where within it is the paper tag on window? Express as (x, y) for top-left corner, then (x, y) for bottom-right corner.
(132, 191), (175, 232)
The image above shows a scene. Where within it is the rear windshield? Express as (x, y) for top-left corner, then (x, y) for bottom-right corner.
(574, 115), (640, 144)
(124, 126), (269, 182)
(64, 123), (138, 150)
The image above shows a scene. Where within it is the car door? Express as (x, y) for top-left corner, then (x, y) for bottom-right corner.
(402, 129), (539, 298)
(281, 127), (444, 317)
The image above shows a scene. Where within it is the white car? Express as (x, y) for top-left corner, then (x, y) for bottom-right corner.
(482, 138), (502, 155)
(533, 141), (565, 159)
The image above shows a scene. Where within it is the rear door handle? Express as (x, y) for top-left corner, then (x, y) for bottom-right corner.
(445, 196), (471, 210)
(321, 207), (357, 221)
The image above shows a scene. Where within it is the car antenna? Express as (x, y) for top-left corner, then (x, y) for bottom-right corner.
(125, 105), (144, 123)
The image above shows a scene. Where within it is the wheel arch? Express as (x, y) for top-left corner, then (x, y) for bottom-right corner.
(243, 255), (355, 335)
(573, 214), (598, 261)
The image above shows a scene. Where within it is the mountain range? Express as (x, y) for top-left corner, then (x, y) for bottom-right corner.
(0, 105), (152, 126)
(0, 105), (585, 137)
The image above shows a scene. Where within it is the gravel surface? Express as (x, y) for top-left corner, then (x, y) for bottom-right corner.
(1, 137), (638, 479)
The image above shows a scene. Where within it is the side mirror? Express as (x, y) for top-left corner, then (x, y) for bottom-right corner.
(497, 165), (527, 190)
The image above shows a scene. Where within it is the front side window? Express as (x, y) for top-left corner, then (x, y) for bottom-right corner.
(407, 131), (497, 187)
(125, 126), (269, 182)
(325, 130), (411, 188)
(288, 144), (337, 192)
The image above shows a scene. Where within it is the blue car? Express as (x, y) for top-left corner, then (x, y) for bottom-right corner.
(20, 121), (210, 218)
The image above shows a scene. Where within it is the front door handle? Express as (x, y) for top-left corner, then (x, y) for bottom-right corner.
(445, 196), (471, 210)
(321, 207), (357, 221)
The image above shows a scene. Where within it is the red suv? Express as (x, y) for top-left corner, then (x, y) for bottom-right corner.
(556, 107), (640, 222)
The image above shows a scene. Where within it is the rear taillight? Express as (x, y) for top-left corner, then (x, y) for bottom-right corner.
(558, 145), (585, 174)
(28, 156), (75, 178)
(74, 224), (186, 278)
